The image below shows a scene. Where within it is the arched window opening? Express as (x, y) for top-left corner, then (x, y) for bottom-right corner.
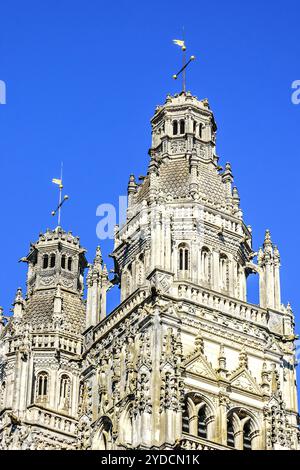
(198, 405), (207, 439)
(219, 255), (229, 291)
(201, 248), (211, 282)
(68, 257), (72, 271)
(59, 374), (71, 411)
(179, 245), (189, 271)
(43, 254), (49, 269)
(37, 372), (49, 402)
(50, 254), (56, 268)
(243, 420), (252, 450)
(193, 121), (196, 133)
(182, 404), (190, 433)
(199, 123), (203, 138)
(97, 418), (113, 450)
(227, 418), (235, 448)
(61, 254), (66, 269)
(120, 404), (134, 447)
(173, 121), (178, 135)
(180, 119), (185, 134)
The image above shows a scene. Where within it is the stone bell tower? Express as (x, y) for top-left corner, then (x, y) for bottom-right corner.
(0, 227), (88, 449)
(80, 91), (298, 451)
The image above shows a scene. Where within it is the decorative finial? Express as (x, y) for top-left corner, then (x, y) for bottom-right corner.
(94, 246), (103, 266)
(232, 187), (240, 203)
(51, 162), (69, 228)
(239, 346), (248, 369)
(15, 287), (23, 302)
(264, 229), (272, 247)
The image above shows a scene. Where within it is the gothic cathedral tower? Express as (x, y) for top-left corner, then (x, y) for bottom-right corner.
(0, 91), (298, 450)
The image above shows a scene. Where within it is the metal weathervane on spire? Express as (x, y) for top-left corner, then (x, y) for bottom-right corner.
(51, 163), (69, 228)
(172, 38), (196, 93)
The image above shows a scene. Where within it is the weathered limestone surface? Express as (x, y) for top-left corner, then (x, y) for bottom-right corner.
(0, 92), (298, 450)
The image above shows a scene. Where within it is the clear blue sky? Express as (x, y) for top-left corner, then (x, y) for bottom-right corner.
(0, 1), (299, 329)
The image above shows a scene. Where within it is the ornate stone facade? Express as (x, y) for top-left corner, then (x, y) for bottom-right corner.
(0, 91), (298, 450)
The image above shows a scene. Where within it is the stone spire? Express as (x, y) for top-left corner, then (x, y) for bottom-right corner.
(12, 287), (25, 320)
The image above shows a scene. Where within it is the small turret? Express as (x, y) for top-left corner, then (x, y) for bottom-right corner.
(258, 230), (281, 310)
(12, 287), (25, 320)
(86, 246), (110, 329)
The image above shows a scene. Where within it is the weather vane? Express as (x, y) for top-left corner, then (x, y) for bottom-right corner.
(172, 38), (196, 93)
(51, 163), (69, 227)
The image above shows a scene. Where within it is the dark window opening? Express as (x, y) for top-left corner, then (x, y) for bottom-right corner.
(199, 123), (203, 138)
(61, 255), (66, 269)
(198, 406), (207, 439)
(173, 121), (178, 135)
(180, 119), (185, 134)
(179, 246), (189, 271)
(227, 419), (235, 448)
(43, 255), (49, 269)
(243, 421), (252, 450)
(68, 257), (72, 271)
(50, 254), (56, 268)
(182, 406), (190, 433)
(38, 373), (48, 397)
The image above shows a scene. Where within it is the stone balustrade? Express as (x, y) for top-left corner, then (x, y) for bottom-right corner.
(6, 331), (81, 355)
(180, 434), (232, 450)
(176, 281), (268, 327)
(27, 405), (77, 435)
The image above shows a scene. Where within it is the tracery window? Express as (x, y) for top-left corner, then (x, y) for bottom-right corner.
(36, 371), (49, 402)
(227, 410), (259, 450)
(179, 244), (189, 271)
(182, 395), (215, 440)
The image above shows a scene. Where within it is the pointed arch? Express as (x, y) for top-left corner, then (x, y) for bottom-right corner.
(91, 416), (113, 450)
(183, 393), (216, 440)
(227, 407), (261, 450)
(119, 400), (134, 447)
